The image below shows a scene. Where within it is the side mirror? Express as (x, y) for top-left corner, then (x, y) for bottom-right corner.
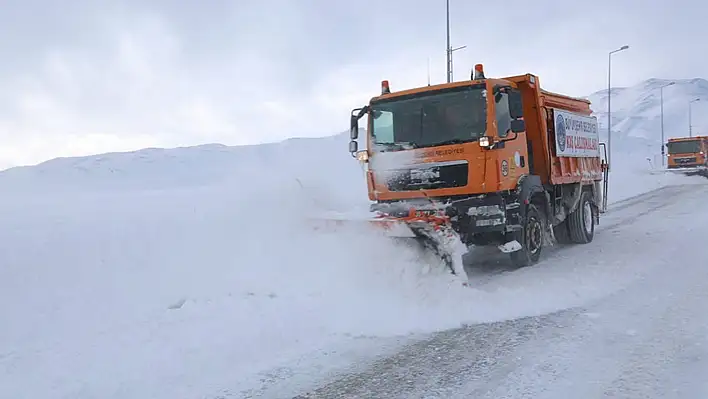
(493, 85), (506, 103)
(350, 115), (359, 140)
(508, 90), (523, 119)
(510, 119), (525, 133)
(349, 140), (358, 154)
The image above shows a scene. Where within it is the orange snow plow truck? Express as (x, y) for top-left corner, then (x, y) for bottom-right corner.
(666, 135), (708, 175)
(347, 65), (609, 275)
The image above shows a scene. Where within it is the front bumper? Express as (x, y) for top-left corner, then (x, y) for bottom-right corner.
(372, 193), (521, 242)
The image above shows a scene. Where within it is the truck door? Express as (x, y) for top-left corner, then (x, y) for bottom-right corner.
(495, 89), (532, 176)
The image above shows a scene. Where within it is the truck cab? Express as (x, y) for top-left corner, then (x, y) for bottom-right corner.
(666, 136), (708, 169)
(348, 65), (528, 202)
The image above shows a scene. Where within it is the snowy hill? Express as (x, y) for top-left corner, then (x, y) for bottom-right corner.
(587, 78), (708, 152)
(0, 132), (368, 199)
(0, 77), (705, 194)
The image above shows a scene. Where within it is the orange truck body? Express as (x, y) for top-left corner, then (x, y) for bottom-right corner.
(348, 66), (608, 266)
(666, 136), (708, 169)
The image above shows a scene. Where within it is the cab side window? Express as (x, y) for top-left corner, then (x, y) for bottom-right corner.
(495, 92), (511, 138)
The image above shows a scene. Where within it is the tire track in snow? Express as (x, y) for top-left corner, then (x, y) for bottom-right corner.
(461, 183), (698, 285)
(290, 182), (708, 399)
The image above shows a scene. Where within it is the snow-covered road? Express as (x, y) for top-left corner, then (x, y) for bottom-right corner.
(293, 182), (708, 398)
(1, 164), (705, 398)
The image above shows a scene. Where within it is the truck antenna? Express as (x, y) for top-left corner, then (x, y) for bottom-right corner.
(427, 57), (431, 86)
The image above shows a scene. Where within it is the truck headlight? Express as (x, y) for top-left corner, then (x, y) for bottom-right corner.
(479, 136), (491, 147)
(356, 150), (369, 162)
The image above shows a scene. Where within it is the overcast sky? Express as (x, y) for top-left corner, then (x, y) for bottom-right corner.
(0, 0), (705, 167)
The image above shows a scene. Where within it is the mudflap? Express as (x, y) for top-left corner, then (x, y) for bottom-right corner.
(497, 222), (556, 253)
(497, 240), (522, 253)
(494, 204), (556, 268)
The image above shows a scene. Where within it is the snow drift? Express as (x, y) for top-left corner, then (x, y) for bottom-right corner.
(0, 165), (473, 399)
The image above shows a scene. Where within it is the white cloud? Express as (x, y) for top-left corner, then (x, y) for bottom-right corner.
(0, 0), (706, 168)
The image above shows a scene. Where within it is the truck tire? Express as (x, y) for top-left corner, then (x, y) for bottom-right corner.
(510, 203), (544, 268)
(567, 190), (594, 244)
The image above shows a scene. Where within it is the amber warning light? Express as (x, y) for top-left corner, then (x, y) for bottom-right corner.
(473, 64), (485, 80)
(381, 80), (391, 95)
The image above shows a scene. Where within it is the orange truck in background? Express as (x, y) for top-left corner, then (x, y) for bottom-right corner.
(666, 136), (708, 171)
(348, 64), (609, 270)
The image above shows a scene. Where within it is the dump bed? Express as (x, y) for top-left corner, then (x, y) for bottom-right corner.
(506, 75), (604, 186)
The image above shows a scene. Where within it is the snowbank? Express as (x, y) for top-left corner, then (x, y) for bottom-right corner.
(0, 169), (467, 398)
(607, 156), (698, 203)
(1, 132), (705, 398)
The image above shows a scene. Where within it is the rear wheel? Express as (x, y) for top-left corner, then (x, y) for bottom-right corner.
(510, 203), (544, 268)
(567, 190), (595, 244)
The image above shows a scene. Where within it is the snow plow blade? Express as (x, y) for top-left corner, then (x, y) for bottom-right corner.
(305, 212), (416, 237)
(648, 166), (708, 177)
(665, 166), (708, 177)
(306, 207), (467, 278)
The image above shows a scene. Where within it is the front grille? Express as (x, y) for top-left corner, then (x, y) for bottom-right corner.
(386, 161), (468, 191)
(675, 157), (698, 164)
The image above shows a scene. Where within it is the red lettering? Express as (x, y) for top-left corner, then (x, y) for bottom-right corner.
(563, 134), (599, 153)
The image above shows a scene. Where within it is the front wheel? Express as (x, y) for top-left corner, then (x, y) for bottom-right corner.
(510, 203), (545, 268)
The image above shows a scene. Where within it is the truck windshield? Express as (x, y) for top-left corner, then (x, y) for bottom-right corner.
(667, 140), (701, 154)
(369, 84), (487, 151)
